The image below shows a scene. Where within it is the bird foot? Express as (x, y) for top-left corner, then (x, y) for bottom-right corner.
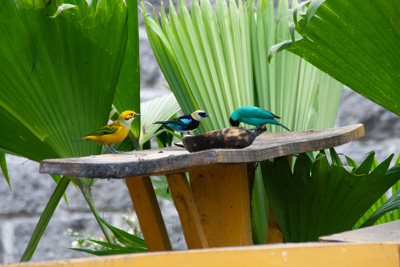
(105, 146), (121, 154)
(235, 127), (256, 133)
(250, 126), (267, 132)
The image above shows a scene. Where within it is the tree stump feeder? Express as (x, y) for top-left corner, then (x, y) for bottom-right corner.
(40, 124), (364, 251)
(182, 126), (266, 152)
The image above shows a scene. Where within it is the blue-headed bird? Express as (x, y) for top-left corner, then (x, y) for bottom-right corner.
(73, 110), (140, 153)
(154, 110), (210, 136)
(230, 106), (290, 131)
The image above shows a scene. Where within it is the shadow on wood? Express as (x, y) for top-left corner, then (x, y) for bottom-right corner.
(182, 126), (266, 152)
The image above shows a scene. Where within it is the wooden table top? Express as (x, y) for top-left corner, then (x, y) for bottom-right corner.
(319, 220), (400, 243)
(39, 124), (364, 178)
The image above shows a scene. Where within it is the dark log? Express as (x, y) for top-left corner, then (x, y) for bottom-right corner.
(182, 126), (266, 152)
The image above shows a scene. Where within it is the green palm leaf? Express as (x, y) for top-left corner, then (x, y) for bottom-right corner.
(0, 153), (11, 190)
(0, 0), (128, 159)
(360, 187), (400, 228)
(99, 217), (147, 248)
(269, 0), (400, 116)
(268, 0), (400, 232)
(142, 0), (343, 244)
(0, 0), (137, 260)
(139, 93), (180, 147)
(262, 151), (400, 242)
(143, 0), (256, 132)
(355, 169), (400, 228)
(21, 176), (71, 261)
(113, 0), (141, 144)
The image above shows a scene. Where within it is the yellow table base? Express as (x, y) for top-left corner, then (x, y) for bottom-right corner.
(6, 243), (399, 267)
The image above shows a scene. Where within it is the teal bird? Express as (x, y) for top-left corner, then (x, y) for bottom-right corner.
(230, 106), (290, 131)
(154, 110), (210, 136)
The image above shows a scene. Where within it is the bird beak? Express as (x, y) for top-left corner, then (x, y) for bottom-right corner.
(205, 114), (211, 117)
(134, 114), (141, 117)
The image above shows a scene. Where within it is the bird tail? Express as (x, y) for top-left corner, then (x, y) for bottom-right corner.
(153, 121), (168, 125)
(277, 122), (290, 132)
(72, 137), (83, 142)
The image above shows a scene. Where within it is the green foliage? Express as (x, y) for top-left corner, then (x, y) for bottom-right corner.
(113, 0), (141, 143)
(70, 217), (147, 256)
(0, 0), (145, 261)
(0, 0), (130, 160)
(360, 183), (400, 228)
(354, 164), (400, 228)
(269, 0), (400, 117)
(113, 93), (180, 151)
(0, 0), (177, 261)
(142, 0), (343, 244)
(21, 176), (71, 261)
(261, 150), (400, 242)
(269, 0), (400, 234)
(139, 93), (180, 148)
(152, 176), (173, 202)
(142, 0), (343, 133)
(156, 131), (175, 148)
(251, 167), (269, 244)
(0, 153), (11, 190)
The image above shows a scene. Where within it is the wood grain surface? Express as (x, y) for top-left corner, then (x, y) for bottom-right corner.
(40, 124), (364, 178)
(319, 220), (400, 243)
(5, 243), (399, 267)
(166, 173), (209, 249)
(189, 164), (253, 247)
(125, 176), (172, 251)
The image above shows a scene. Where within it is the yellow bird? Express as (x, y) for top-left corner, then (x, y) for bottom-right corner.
(73, 110), (140, 153)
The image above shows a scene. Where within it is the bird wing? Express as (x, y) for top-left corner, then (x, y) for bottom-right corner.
(240, 106), (279, 120)
(177, 117), (192, 125)
(171, 115), (193, 126)
(87, 121), (120, 136)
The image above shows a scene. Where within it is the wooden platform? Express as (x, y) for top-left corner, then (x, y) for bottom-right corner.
(40, 124), (364, 178)
(4, 242), (399, 267)
(39, 124), (364, 252)
(320, 219), (400, 243)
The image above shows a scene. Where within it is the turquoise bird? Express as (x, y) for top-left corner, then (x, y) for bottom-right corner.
(229, 106), (290, 131)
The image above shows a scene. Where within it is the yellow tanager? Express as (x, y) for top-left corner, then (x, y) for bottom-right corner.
(73, 110), (140, 153)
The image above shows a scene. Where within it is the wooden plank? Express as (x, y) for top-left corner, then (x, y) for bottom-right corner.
(166, 173), (209, 249)
(5, 243), (399, 267)
(39, 124), (364, 178)
(319, 220), (400, 243)
(267, 206), (284, 243)
(189, 164), (253, 247)
(125, 176), (172, 251)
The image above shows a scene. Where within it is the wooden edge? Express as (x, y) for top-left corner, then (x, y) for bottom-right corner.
(166, 173), (209, 249)
(125, 176), (172, 251)
(319, 220), (400, 243)
(6, 243), (399, 267)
